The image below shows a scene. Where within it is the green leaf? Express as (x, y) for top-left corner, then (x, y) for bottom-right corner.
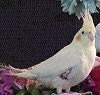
(16, 90), (26, 95)
(0, 63), (3, 68)
(41, 87), (56, 95)
(48, 89), (56, 95)
(12, 85), (21, 95)
(16, 87), (29, 95)
(29, 88), (41, 95)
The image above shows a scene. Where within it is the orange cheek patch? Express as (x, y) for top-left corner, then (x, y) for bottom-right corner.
(75, 34), (81, 41)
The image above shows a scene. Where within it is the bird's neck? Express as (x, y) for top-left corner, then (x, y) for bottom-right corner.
(72, 39), (95, 48)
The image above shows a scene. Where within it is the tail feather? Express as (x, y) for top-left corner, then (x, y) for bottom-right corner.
(12, 71), (38, 80)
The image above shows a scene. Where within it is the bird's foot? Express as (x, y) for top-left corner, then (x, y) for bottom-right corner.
(62, 91), (93, 95)
(60, 92), (81, 95)
(51, 92), (80, 95)
(51, 91), (93, 95)
(81, 91), (93, 95)
(51, 93), (57, 95)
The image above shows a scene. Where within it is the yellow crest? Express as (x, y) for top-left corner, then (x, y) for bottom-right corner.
(81, 11), (95, 32)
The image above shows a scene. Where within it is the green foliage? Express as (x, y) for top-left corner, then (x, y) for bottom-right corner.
(0, 63), (5, 68)
(41, 87), (56, 95)
(13, 87), (41, 95)
(12, 85), (21, 95)
(12, 86), (57, 95)
(58, 0), (100, 18)
(16, 87), (31, 95)
(29, 88), (41, 95)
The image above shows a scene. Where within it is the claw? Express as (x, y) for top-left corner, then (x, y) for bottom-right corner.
(81, 91), (93, 95)
(57, 92), (81, 95)
(51, 93), (57, 95)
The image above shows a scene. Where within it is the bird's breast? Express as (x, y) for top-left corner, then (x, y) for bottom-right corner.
(71, 50), (96, 86)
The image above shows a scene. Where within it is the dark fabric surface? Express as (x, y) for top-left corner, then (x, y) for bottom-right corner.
(0, 0), (100, 68)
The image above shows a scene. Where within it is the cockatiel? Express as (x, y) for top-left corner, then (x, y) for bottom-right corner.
(12, 12), (96, 94)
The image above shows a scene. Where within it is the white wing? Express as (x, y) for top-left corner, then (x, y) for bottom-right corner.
(12, 44), (83, 80)
(30, 44), (83, 79)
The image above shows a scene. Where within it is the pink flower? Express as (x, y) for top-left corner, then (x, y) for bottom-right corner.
(14, 77), (36, 89)
(0, 66), (38, 95)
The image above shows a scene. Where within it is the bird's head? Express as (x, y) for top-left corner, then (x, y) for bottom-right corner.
(73, 12), (96, 46)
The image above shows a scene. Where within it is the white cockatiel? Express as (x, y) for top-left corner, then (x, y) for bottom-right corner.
(12, 12), (96, 94)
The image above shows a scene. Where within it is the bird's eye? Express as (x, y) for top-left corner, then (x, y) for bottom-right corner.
(82, 31), (84, 34)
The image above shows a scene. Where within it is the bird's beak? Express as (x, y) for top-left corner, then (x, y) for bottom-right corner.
(88, 32), (95, 41)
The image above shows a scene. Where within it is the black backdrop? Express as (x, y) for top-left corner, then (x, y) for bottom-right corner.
(0, 0), (100, 68)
